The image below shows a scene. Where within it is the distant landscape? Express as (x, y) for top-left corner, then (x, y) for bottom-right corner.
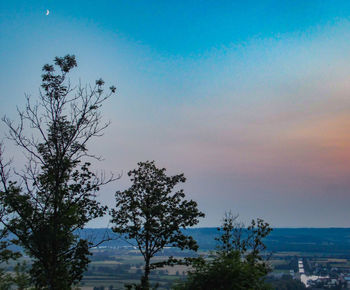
(69, 227), (350, 289)
(83, 227), (350, 254)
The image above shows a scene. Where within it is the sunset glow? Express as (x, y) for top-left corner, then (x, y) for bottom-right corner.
(1, 0), (350, 227)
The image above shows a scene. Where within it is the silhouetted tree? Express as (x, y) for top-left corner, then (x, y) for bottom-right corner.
(12, 261), (31, 290)
(0, 229), (14, 290)
(174, 212), (272, 290)
(110, 161), (204, 289)
(0, 143), (21, 289)
(0, 55), (117, 289)
(266, 274), (306, 290)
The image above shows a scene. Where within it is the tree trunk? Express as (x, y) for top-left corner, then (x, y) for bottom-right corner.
(141, 257), (151, 290)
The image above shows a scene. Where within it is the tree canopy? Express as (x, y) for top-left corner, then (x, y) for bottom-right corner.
(174, 212), (272, 290)
(110, 160), (204, 289)
(0, 55), (116, 289)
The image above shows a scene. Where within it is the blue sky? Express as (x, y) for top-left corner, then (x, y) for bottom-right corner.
(1, 1), (350, 227)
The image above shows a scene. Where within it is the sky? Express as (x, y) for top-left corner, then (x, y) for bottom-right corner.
(1, 1), (350, 227)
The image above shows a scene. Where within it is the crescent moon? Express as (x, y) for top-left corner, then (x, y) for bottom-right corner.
(46, 9), (50, 16)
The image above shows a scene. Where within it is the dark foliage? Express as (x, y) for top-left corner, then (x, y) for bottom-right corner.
(266, 275), (306, 290)
(0, 144), (22, 288)
(174, 212), (272, 290)
(110, 161), (204, 289)
(0, 55), (116, 289)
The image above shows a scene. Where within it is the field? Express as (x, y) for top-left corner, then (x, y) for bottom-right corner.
(80, 249), (191, 289)
(80, 248), (350, 289)
(2, 228), (350, 289)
